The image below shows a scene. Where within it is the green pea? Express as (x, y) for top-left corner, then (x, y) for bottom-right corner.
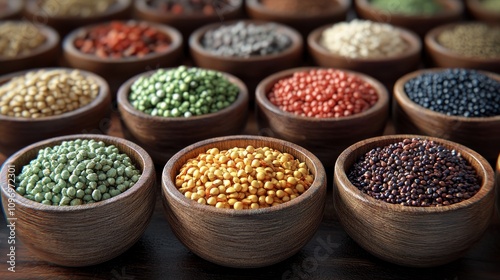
(69, 175), (78, 184)
(34, 193), (44, 202)
(102, 193), (111, 200)
(70, 199), (82, 206)
(92, 189), (102, 201)
(52, 195), (61, 204)
(67, 187), (76, 198)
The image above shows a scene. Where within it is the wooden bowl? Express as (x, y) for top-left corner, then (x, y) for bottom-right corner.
(0, 0), (23, 20)
(425, 22), (500, 73)
(63, 20), (183, 95)
(354, 0), (464, 37)
(189, 19), (304, 95)
(307, 23), (421, 89)
(0, 21), (59, 76)
(255, 67), (390, 170)
(117, 68), (249, 166)
(0, 68), (112, 156)
(23, 0), (132, 36)
(333, 134), (495, 267)
(497, 154), (500, 218)
(393, 68), (500, 164)
(466, 0), (500, 24)
(0, 134), (156, 266)
(245, 0), (350, 37)
(162, 135), (327, 268)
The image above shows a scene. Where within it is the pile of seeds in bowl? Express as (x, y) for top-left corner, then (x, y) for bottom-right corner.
(175, 145), (314, 209)
(0, 21), (46, 58)
(404, 68), (500, 117)
(371, 0), (443, 15)
(320, 19), (409, 59)
(260, 0), (338, 14)
(348, 138), (481, 207)
(481, 0), (500, 12)
(15, 139), (141, 206)
(147, 0), (239, 15)
(129, 66), (239, 117)
(268, 69), (379, 118)
(0, 69), (99, 118)
(201, 21), (292, 57)
(437, 23), (500, 58)
(40, 0), (116, 17)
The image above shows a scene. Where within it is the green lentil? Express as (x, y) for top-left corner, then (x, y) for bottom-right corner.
(437, 23), (500, 58)
(371, 0), (443, 15)
(129, 66), (239, 117)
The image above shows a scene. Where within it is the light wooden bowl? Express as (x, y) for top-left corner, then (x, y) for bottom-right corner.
(117, 68), (249, 166)
(425, 22), (500, 73)
(162, 135), (327, 268)
(0, 134), (156, 266)
(466, 0), (500, 24)
(0, 68), (112, 156)
(354, 0), (464, 37)
(333, 134), (495, 267)
(393, 68), (500, 164)
(0, 0), (23, 20)
(255, 67), (389, 170)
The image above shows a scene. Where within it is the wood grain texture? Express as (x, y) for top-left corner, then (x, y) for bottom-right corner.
(393, 68), (500, 164)
(466, 0), (500, 24)
(255, 67), (390, 170)
(0, 134), (157, 267)
(161, 135), (327, 268)
(0, 68), (112, 156)
(333, 134), (495, 267)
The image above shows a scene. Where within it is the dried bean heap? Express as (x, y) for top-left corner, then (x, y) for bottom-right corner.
(437, 23), (500, 58)
(40, 0), (115, 17)
(176, 145), (314, 210)
(371, 0), (443, 15)
(201, 22), (292, 57)
(268, 69), (378, 118)
(0, 21), (46, 58)
(348, 138), (481, 207)
(147, 0), (239, 15)
(261, 0), (338, 15)
(405, 69), (500, 117)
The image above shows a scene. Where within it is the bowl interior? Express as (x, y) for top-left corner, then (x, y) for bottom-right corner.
(25, 0), (131, 20)
(134, 0), (243, 19)
(356, 0), (463, 20)
(246, 0), (350, 19)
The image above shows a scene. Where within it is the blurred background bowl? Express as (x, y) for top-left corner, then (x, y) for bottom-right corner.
(465, 0), (500, 24)
(0, 0), (23, 20)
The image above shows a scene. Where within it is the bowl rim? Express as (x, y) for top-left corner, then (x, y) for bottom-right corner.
(134, 0), (243, 19)
(394, 67), (500, 122)
(0, 134), (155, 212)
(62, 19), (183, 64)
(0, 67), (110, 123)
(307, 22), (422, 63)
(0, 20), (59, 61)
(355, 0), (464, 20)
(465, 0), (500, 18)
(245, 0), (351, 19)
(0, 0), (23, 19)
(334, 134), (496, 213)
(424, 21), (500, 63)
(189, 19), (303, 63)
(24, 0), (132, 20)
(162, 135), (326, 216)
(255, 66), (390, 122)
(117, 67), (249, 122)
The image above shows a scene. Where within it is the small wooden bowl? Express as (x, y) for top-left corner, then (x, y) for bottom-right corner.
(0, 68), (112, 156)
(23, 0), (132, 36)
(162, 135), (327, 268)
(0, 21), (59, 76)
(255, 67), (389, 170)
(63, 20), (183, 95)
(307, 23), (421, 89)
(245, 0), (350, 37)
(189, 19), (304, 95)
(466, 0), (500, 24)
(425, 22), (500, 73)
(0, 134), (156, 266)
(0, 0), (23, 20)
(393, 68), (500, 164)
(117, 68), (249, 166)
(354, 0), (464, 37)
(333, 134), (495, 267)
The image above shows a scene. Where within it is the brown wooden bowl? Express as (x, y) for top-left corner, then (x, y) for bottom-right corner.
(497, 154), (500, 218)
(354, 0), (464, 37)
(333, 134), (495, 267)
(162, 135), (327, 268)
(255, 67), (389, 170)
(117, 68), (249, 166)
(23, 0), (132, 37)
(63, 20), (183, 96)
(0, 68), (112, 156)
(0, 134), (156, 266)
(466, 0), (500, 24)
(425, 22), (500, 73)
(393, 68), (500, 164)
(0, 21), (60, 76)
(245, 0), (350, 37)
(189, 19), (304, 96)
(0, 0), (23, 20)
(307, 23), (421, 89)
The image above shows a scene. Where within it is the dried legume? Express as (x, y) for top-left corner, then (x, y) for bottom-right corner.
(0, 69), (99, 118)
(0, 21), (46, 58)
(201, 21), (292, 57)
(405, 69), (500, 117)
(268, 69), (378, 118)
(15, 139), (141, 206)
(129, 66), (239, 117)
(74, 21), (170, 59)
(320, 20), (408, 59)
(481, 0), (500, 12)
(261, 0), (338, 15)
(147, 0), (239, 15)
(437, 23), (500, 58)
(371, 0), (443, 15)
(175, 145), (314, 209)
(40, 0), (115, 17)
(348, 138), (481, 207)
